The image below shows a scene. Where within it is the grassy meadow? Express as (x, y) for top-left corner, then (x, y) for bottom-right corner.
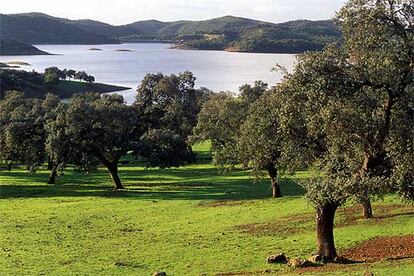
(0, 142), (413, 275)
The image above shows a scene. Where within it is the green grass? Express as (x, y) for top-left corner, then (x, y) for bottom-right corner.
(0, 144), (413, 275)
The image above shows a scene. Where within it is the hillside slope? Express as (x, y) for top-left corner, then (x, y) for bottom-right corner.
(1, 13), (342, 53)
(0, 13), (119, 44)
(121, 16), (341, 53)
(0, 40), (51, 56)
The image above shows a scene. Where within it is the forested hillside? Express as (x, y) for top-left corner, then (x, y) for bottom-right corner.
(0, 13), (118, 44)
(1, 13), (341, 54)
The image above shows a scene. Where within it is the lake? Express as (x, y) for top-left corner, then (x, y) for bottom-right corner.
(0, 43), (297, 103)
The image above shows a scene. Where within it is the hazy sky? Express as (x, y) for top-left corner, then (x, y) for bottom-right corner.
(1, 0), (347, 25)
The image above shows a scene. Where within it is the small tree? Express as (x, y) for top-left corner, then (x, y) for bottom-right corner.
(44, 71), (59, 89)
(74, 71), (89, 82)
(193, 92), (247, 169)
(65, 69), (76, 80)
(85, 75), (95, 83)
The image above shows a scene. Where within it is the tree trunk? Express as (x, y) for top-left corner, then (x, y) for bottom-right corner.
(354, 96), (395, 219)
(47, 163), (59, 184)
(316, 203), (338, 261)
(47, 157), (53, 170)
(267, 166), (282, 198)
(106, 162), (124, 190)
(361, 198), (373, 219)
(356, 156), (375, 219)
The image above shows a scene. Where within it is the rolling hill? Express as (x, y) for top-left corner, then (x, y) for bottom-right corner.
(0, 39), (51, 56)
(1, 13), (342, 54)
(0, 13), (119, 44)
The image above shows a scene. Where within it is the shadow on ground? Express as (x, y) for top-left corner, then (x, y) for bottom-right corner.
(0, 166), (305, 200)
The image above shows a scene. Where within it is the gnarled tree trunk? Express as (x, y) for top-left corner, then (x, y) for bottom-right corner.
(97, 154), (124, 190)
(316, 203), (339, 261)
(267, 165), (282, 198)
(106, 162), (124, 190)
(48, 163), (59, 184)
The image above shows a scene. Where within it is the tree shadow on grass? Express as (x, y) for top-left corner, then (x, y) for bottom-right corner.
(0, 167), (305, 200)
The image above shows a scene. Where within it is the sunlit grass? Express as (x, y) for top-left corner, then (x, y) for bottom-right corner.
(0, 143), (413, 275)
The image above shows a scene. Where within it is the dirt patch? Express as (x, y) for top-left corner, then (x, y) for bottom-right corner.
(341, 235), (414, 262)
(235, 213), (312, 236)
(294, 237), (414, 274)
(336, 204), (414, 228)
(235, 204), (413, 237)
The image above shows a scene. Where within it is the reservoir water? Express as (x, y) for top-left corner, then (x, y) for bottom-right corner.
(0, 43), (297, 103)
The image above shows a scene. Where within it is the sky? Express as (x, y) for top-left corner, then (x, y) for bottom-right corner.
(1, 0), (347, 25)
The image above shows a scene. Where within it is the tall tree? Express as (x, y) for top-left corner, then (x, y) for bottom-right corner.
(238, 91), (285, 198)
(276, 0), (413, 260)
(336, 0), (414, 218)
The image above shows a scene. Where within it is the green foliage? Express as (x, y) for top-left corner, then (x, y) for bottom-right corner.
(0, 91), (59, 172)
(238, 91), (282, 176)
(64, 93), (136, 163)
(139, 129), (194, 168)
(193, 92), (245, 170)
(134, 72), (209, 168)
(276, 0), (413, 208)
(45, 93), (137, 188)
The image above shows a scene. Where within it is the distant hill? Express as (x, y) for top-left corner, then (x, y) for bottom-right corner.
(0, 13), (119, 44)
(0, 39), (50, 56)
(1, 13), (342, 54)
(119, 16), (341, 53)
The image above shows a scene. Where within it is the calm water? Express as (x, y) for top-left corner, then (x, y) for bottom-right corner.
(0, 43), (296, 103)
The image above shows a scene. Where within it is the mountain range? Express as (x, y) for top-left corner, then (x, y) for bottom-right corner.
(0, 12), (342, 54)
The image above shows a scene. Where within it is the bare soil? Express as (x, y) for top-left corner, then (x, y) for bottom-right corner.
(294, 235), (414, 274)
(341, 235), (414, 262)
(235, 204), (413, 237)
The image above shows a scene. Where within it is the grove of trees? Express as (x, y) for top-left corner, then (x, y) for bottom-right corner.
(44, 67), (95, 88)
(0, 0), (412, 265)
(194, 0), (413, 261)
(0, 71), (210, 190)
